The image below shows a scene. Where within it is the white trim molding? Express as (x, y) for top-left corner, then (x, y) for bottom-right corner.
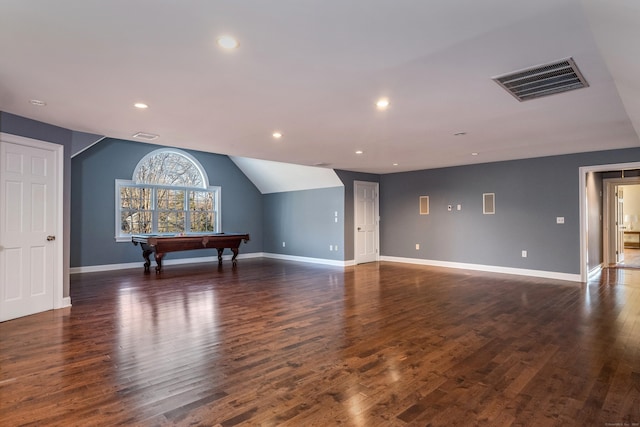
(262, 253), (350, 267)
(579, 161), (640, 282)
(70, 252), (263, 274)
(70, 253), (583, 282)
(380, 256), (581, 283)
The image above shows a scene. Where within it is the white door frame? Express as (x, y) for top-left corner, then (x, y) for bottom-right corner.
(353, 180), (379, 264)
(602, 177), (640, 265)
(0, 132), (65, 312)
(579, 161), (640, 282)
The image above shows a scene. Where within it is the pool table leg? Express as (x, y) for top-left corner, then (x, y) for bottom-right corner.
(154, 252), (165, 273)
(217, 248), (224, 266)
(231, 248), (239, 266)
(142, 249), (153, 273)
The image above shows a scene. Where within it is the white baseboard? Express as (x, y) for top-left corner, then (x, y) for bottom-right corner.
(262, 253), (349, 267)
(70, 252), (264, 274)
(588, 263), (604, 277)
(70, 253), (582, 282)
(379, 256), (582, 283)
(55, 296), (72, 309)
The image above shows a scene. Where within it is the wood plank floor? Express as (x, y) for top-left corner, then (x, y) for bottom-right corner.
(619, 248), (640, 268)
(1, 259), (639, 426)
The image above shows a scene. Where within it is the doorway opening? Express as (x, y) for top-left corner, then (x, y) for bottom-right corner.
(604, 181), (640, 269)
(580, 162), (640, 281)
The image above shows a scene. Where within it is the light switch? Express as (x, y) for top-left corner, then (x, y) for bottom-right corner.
(556, 217), (565, 224)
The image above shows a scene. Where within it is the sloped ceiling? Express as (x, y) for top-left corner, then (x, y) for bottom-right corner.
(0, 0), (639, 177)
(230, 157), (343, 194)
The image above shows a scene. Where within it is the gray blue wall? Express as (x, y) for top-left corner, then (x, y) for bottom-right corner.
(71, 138), (263, 267)
(380, 149), (640, 275)
(4, 110), (639, 281)
(262, 187), (344, 260)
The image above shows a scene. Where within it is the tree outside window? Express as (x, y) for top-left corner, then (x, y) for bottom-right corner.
(115, 149), (220, 241)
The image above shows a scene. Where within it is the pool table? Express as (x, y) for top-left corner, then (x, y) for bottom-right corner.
(132, 233), (250, 273)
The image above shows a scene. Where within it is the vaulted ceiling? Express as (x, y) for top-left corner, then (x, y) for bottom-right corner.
(1, 0), (639, 174)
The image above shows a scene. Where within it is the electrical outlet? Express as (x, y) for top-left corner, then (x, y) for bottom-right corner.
(416, 243), (420, 250)
(282, 241), (286, 247)
(447, 205), (452, 211)
(522, 250), (527, 258)
(335, 245), (338, 251)
(329, 245), (333, 251)
(457, 204), (461, 211)
(556, 217), (565, 224)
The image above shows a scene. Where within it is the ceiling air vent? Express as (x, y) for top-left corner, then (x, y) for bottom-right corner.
(132, 132), (159, 141)
(492, 57), (588, 102)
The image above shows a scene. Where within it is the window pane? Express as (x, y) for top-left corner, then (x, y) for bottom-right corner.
(189, 191), (216, 232)
(158, 211), (185, 233)
(157, 189), (185, 210)
(189, 191), (214, 210)
(190, 212), (216, 232)
(121, 211), (152, 234)
(120, 187), (152, 210)
(135, 151), (204, 187)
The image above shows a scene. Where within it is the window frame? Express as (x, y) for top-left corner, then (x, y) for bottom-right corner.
(115, 149), (221, 242)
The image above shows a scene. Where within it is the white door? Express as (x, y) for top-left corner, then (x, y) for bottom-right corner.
(0, 136), (60, 321)
(615, 186), (625, 264)
(354, 181), (379, 264)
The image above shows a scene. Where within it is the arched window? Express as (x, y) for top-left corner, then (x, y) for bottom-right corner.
(115, 149), (220, 241)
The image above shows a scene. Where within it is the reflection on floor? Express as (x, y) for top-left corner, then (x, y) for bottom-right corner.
(619, 248), (640, 268)
(1, 259), (639, 425)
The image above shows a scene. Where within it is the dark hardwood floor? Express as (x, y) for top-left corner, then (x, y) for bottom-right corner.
(1, 259), (639, 426)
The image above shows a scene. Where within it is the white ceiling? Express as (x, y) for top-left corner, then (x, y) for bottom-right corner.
(1, 0), (639, 174)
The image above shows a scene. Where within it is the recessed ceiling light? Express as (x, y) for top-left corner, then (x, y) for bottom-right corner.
(272, 131), (282, 139)
(134, 103), (148, 109)
(29, 99), (46, 107)
(471, 152), (479, 156)
(376, 98), (390, 110)
(217, 35), (239, 50)
(393, 163), (399, 166)
(355, 150), (364, 154)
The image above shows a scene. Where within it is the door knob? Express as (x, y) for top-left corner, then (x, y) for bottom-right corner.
(357, 227), (362, 231)
(47, 235), (56, 241)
